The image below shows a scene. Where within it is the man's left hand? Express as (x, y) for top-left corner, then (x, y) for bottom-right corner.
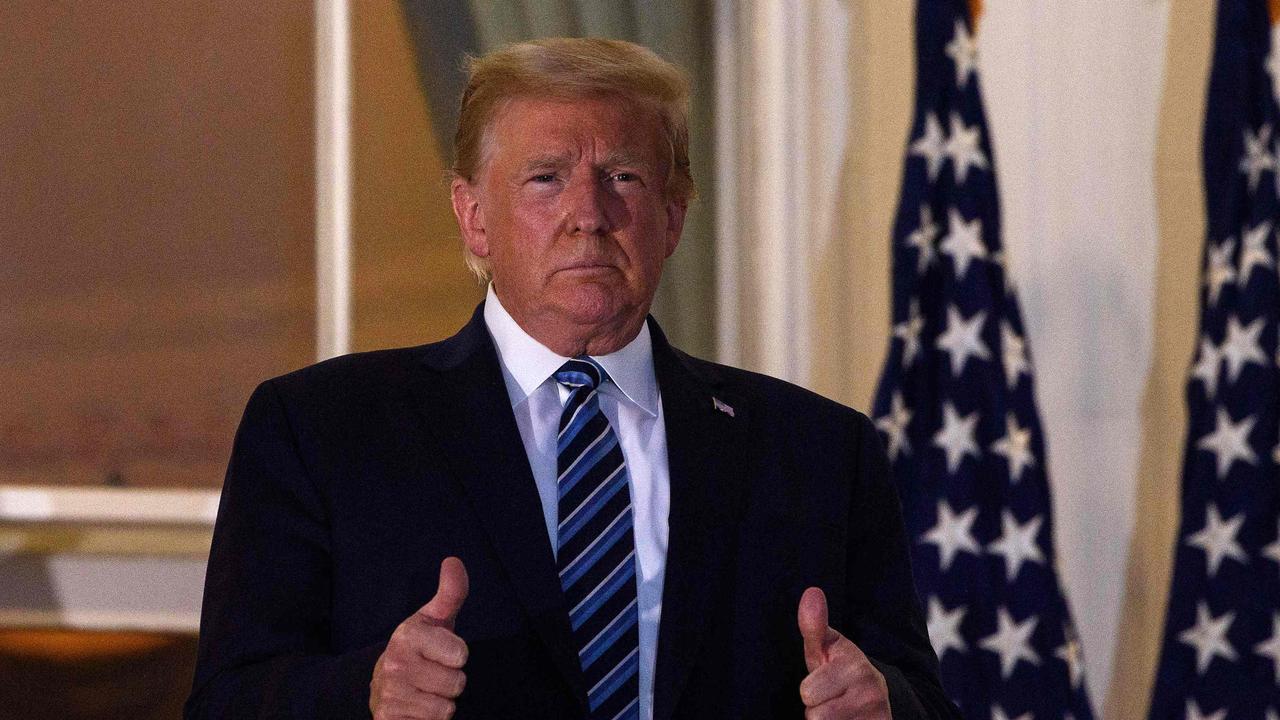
(797, 586), (892, 720)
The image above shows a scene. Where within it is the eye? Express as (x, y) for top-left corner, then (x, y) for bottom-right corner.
(530, 173), (556, 183)
(610, 172), (640, 184)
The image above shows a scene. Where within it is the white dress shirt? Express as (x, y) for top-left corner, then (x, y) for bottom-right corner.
(483, 285), (670, 720)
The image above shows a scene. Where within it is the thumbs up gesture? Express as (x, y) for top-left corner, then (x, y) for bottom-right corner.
(797, 587), (891, 720)
(370, 557), (470, 719)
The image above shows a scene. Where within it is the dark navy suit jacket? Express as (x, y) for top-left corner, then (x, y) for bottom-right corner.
(186, 306), (958, 719)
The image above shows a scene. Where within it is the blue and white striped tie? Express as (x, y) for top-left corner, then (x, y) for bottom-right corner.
(554, 357), (640, 720)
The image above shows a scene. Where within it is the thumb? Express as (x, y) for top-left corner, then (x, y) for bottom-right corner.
(418, 556), (469, 629)
(798, 586), (832, 672)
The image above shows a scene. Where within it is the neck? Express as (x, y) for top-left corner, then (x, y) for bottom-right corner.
(490, 284), (649, 357)
(519, 314), (646, 358)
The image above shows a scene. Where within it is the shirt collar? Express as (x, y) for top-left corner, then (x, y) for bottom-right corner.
(483, 284), (659, 417)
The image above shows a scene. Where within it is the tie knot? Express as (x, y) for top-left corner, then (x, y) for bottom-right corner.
(555, 357), (606, 390)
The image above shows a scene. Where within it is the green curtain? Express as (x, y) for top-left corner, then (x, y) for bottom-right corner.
(400, 0), (717, 359)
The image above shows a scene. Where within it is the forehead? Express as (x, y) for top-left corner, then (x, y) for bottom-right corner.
(486, 95), (664, 166)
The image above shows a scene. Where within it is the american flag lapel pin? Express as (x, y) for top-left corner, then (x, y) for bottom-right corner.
(711, 397), (735, 417)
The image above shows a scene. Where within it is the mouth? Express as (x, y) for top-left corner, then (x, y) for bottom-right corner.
(556, 262), (617, 275)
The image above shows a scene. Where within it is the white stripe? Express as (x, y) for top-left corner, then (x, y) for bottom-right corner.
(560, 503), (630, 578)
(558, 425), (610, 482)
(558, 464), (626, 531)
(580, 597), (638, 660)
(609, 697), (639, 720)
(588, 646), (639, 697)
(570, 550), (635, 618)
(558, 389), (598, 439)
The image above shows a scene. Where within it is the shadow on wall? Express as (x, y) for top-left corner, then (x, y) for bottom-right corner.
(1106, 2), (1214, 720)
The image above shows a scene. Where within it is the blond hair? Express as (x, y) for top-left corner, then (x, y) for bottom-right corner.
(453, 37), (694, 281)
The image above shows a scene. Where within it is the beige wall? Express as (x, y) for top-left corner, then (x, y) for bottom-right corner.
(1109, 2), (1213, 719)
(0, 1), (315, 489)
(809, 1), (911, 411)
(0, 0), (485, 490)
(350, 0), (483, 352)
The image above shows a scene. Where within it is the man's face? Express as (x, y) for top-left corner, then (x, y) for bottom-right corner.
(452, 95), (687, 351)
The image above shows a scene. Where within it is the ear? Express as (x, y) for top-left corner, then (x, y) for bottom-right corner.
(451, 178), (489, 258)
(663, 197), (688, 258)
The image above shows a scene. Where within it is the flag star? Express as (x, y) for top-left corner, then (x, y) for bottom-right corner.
(1205, 237), (1236, 306)
(1185, 504), (1247, 577)
(1190, 336), (1223, 400)
(921, 500), (981, 571)
(925, 596), (967, 660)
(936, 305), (991, 376)
(911, 112), (948, 182)
(1055, 633), (1085, 690)
(1254, 613), (1280, 684)
(894, 299), (926, 367)
(1221, 315), (1267, 383)
(875, 392), (913, 461)
(1185, 700), (1228, 720)
(1239, 124), (1275, 194)
(991, 706), (1032, 720)
(945, 19), (978, 88)
(1178, 601), (1238, 675)
(991, 412), (1036, 483)
(905, 205), (940, 274)
(987, 510), (1045, 581)
(940, 208), (987, 279)
(946, 112), (988, 184)
(1264, 519), (1280, 570)
(1196, 408), (1258, 480)
(932, 402), (981, 474)
(979, 607), (1041, 679)
(1000, 321), (1030, 389)
(1239, 220), (1275, 282)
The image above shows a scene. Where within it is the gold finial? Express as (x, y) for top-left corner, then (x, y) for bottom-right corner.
(969, 0), (984, 31)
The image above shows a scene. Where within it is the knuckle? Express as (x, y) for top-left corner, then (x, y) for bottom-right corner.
(430, 696), (457, 719)
(798, 680), (818, 706)
(389, 624), (415, 651)
(452, 670), (468, 697)
(425, 628), (467, 666)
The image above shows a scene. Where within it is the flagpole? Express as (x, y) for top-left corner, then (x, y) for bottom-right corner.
(315, 0), (352, 361)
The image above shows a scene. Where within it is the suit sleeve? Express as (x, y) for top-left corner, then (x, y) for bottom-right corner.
(185, 380), (385, 719)
(844, 412), (961, 720)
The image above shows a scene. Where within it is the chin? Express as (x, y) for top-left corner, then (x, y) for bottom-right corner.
(558, 283), (631, 327)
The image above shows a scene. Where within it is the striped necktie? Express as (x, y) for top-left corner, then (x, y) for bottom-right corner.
(554, 357), (640, 720)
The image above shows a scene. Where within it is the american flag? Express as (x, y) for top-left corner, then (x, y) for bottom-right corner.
(1147, 1), (1280, 718)
(871, 2), (1095, 718)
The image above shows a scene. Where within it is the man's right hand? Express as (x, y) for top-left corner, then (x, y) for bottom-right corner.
(370, 557), (470, 719)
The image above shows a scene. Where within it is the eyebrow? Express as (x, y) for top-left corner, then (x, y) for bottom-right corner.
(518, 154), (571, 173)
(599, 150), (653, 170)
(516, 151), (655, 175)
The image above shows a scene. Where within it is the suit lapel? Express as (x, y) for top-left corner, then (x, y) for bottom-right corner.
(410, 306), (588, 711)
(649, 321), (749, 720)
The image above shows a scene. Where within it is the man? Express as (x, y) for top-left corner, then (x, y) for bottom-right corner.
(186, 38), (957, 720)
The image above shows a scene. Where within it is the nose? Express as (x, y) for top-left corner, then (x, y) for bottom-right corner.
(564, 175), (614, 236)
